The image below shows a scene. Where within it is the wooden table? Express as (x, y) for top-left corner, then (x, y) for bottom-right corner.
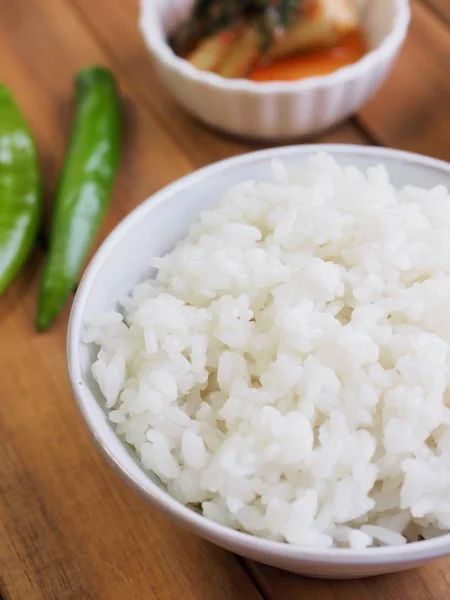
(1, 1), (450, 598)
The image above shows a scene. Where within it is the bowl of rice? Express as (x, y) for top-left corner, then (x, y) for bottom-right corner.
(68, 145), (450, 578)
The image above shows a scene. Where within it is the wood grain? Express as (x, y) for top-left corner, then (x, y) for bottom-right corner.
(423, 0), (450, 24)
(359, 1), (450, 161)
(0, 0), (450, 599)
(246, 561), (450, 600)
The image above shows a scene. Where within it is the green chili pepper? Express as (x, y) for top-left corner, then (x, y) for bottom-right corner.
(0, 85), (41, 295)
(36, 66), (122, 332)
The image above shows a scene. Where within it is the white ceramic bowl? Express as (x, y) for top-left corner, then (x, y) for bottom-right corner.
(139, 0), (410, 140)
(68, 145), (450, 579)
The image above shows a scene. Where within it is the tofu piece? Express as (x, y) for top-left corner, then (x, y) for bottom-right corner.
(269, 0), (360, 60)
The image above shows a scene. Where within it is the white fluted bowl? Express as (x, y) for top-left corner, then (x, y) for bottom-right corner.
(139, 0), (410, 140)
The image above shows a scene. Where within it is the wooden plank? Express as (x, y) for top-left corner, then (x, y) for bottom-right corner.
(69, 0), (370, 166)
(359, 1), (450, 161)
(246, 561), (450, 600)
(0, 1), (264, 599)
(423, 0), (450, 25)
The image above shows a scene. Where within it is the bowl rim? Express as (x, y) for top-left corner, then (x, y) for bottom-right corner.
(68, 144), (450, 566)
(139, 0), (411, 95)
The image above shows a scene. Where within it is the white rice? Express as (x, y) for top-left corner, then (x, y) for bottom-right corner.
(85, 152), (450, 548)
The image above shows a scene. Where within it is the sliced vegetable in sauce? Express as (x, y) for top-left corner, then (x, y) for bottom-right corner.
(171, 0), (364, 80)
(249, 30), (367, 81)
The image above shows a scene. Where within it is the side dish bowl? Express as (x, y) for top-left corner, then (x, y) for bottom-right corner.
(140, 0), (410, 140)
(68, 145), (450, 579)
